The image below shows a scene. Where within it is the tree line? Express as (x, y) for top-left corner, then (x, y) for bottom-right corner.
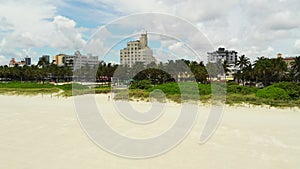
(0, 56), (299, 87)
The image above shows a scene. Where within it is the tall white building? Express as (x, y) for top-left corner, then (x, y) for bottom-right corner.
(120, 33), (156, 67)
(207, 47), (238, 64)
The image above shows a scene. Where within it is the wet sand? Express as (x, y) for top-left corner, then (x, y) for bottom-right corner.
(0, 94), (299, 169)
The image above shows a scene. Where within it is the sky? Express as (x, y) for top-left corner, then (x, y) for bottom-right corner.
(0, 0), (300, 65)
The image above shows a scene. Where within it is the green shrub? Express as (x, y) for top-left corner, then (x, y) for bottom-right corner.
(227, 84), (258, 95)
(130, 80), (152, 90)
(198, 83), (211, 95)
(256, 86), (291, 100)
(147, 82), (180, 95)
(271, 82), (300, 99)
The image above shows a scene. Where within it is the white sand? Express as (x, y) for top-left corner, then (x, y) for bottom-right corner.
(0, 94), (300, 169)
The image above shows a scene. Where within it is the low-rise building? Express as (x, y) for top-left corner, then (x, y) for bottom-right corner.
(8, 58), (27, 67)
(282, 57), (295, 69)
(277, 53), (296, 70)
(53, 51), (99, 70)
(53, 54), (67, 66)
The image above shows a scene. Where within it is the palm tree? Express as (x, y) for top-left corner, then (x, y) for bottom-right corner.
(254, 57), (273, 86)
(222, 60), (231, 80)
(37, 56), (50, 68)
(235, 55), (251, 70)
(243, 63), (254, 85)
(291, 56), (300, 82)
(192, 61), (208, 83)
(271, 58), (287, 83)
(235, 55), (251, 85)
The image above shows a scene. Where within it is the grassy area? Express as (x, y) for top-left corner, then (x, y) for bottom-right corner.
(0, 82), (59, 95)
(115, 81), (300, 108)
(0, 82), (54, 88)
(94, 85), (112, 94)
(0, 81), (94, 97)
(1, 81), (299, 108)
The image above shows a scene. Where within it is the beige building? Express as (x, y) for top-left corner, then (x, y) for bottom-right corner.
(277, 53), (295, 70)
(282, 57), (295, 69)
(53, 54), (66, 66)
(120, 33), (156, 67)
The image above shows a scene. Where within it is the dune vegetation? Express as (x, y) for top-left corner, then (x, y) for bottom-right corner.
(114, 80), (300, 108)
(1, 80), (300, 107)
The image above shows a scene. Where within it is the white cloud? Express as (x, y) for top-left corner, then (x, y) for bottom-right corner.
(294, 40), (300, 53)
(0, 55), (9, 65)
(0, 0), (86, 64)
(49, 16), (86, 50)
(1, 0), (300, 65)
(0, 17), (14, 31)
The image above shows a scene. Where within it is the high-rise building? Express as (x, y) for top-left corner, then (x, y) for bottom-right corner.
(207, 47), (238, 64)
(25, 57), (31, 66)
(120, 33), (156, 67)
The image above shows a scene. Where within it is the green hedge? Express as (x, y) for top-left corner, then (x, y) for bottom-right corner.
(270, 82), (300, 99)
(227, 84), (258, 95)
(256, 86), (291, 100)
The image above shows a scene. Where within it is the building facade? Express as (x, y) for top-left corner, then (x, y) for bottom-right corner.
(8, 58), (29, 67)
(40, 55), (50, 63)
(25, 57), (31, 66)
(282, 57), (295, 69)
(53, 54), (66, 66)
(277, 53), (295, 70)
(120, 33), (156, 67)
(207, 47), (238, 64)
(53, 51), (99, 70)
(207, 47), (239, 81)
(72, 51), (98, 70)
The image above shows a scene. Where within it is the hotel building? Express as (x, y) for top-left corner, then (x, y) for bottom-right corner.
(207, 47), (238, 64)
(120, 33), (156, 67)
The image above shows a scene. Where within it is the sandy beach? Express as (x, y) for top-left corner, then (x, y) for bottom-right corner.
(0, 94), (300, 169)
